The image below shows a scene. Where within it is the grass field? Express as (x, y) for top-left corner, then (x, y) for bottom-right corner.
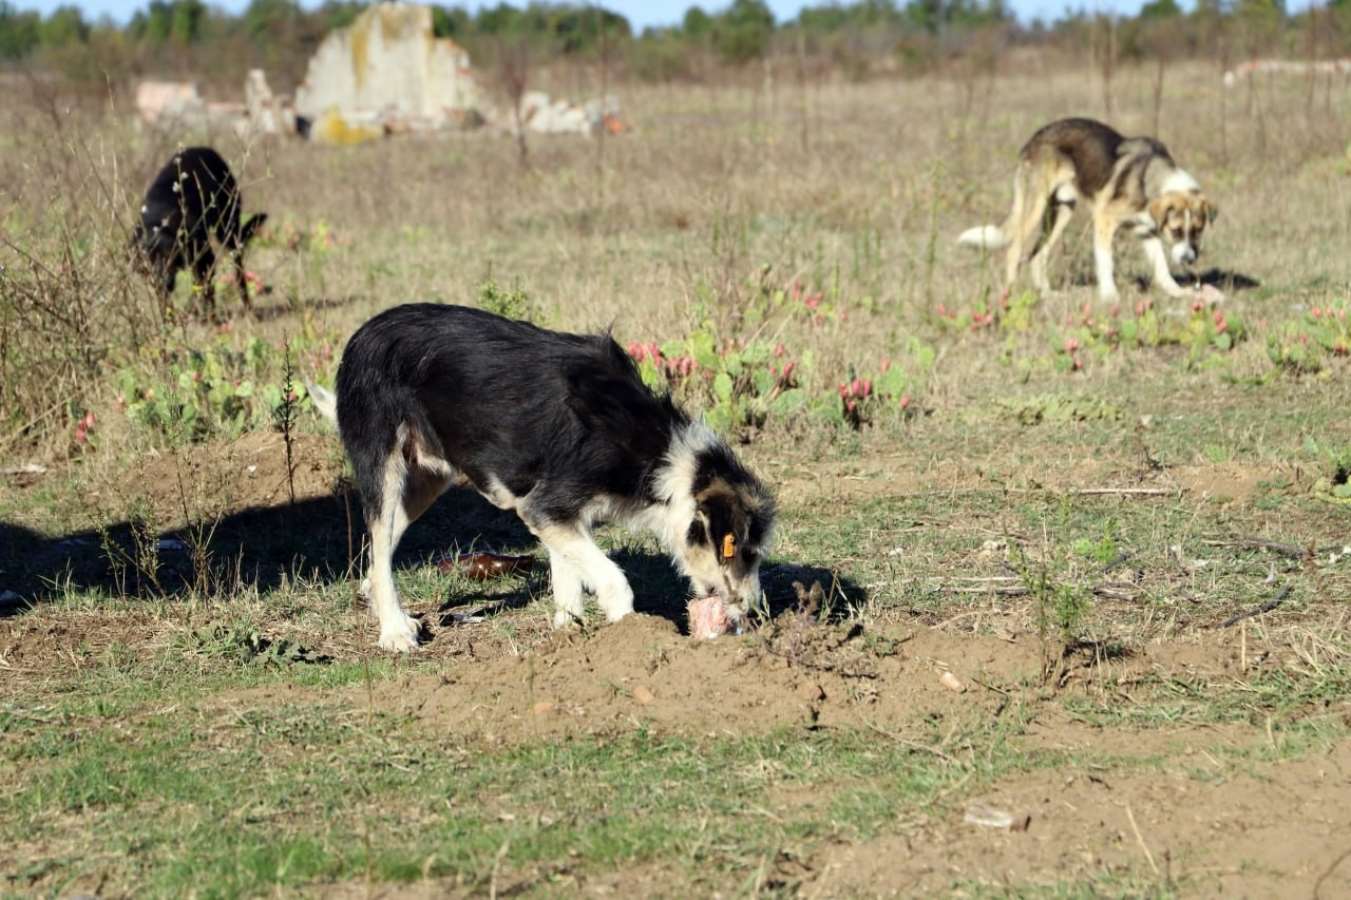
(3, 65), (1351, 897)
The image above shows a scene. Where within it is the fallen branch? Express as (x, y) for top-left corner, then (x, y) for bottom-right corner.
(1071, 487), (1179, 497)
(0, 463), (47, 477)
(1205, 535), (1310, 561)
(1220, 584), (1293, 628)
(1125, 804), (1160, 877)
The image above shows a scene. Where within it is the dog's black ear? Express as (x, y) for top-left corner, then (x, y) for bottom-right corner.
(696, 491), (742, 566)
(240, 213), (268, 244)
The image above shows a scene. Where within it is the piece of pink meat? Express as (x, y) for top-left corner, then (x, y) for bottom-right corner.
(687, 596), (743, 640)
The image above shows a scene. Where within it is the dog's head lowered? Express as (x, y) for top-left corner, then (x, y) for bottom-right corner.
(659, 430), (775, 617)
(1149, 192), (1217, 268)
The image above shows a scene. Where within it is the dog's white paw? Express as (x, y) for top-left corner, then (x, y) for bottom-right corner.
(378, 615), (420, 653)
(552, 608), (580, 630)
(599, 584), (634, 623)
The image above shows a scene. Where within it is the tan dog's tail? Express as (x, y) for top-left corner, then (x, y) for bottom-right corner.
(957, 224), (1010, 249)
(958, 164), (1030, 251)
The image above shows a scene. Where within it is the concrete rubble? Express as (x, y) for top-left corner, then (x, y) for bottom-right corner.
(134, 80), (204, 126)
(1224, 58), (1351, 87)
(244, 69), (293, 136)
(132, 2), (624, 143)
(514, 91), (624, 136)
(294, 1), (480, 139)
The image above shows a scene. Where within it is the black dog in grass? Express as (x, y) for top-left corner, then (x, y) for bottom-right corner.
(308, 304), (776, 651)
(132, 147), (267, 320)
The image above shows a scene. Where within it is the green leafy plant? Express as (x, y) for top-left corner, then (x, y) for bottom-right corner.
(1268, 303), (1350, 375)
(629, 330), (809, 437)
(116, 337), (311, 444)
(1305, 437), (1351, 502)
(478, 278), (535, 320)
(190, 624), (328, 665)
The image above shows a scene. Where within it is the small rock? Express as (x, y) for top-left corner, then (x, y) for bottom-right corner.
(964, 802), (1014, 828)
(977, 539), (1007, 561)
(632, 686), (655, 705)
(940, 671), (966, 693)
(531, 701), (554, 716)
(963, 802), (1030, 831)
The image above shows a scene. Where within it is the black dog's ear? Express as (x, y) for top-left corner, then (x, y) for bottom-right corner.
(240, 213), (268, 244)
(696, 492), (741, 566)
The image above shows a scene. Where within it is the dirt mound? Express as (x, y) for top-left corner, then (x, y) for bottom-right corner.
(363, 613), (1044, 744)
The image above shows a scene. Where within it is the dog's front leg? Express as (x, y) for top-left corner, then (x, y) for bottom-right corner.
(1141, 237), (1187, 298)
(535, 523), (634, 623)
(548, 552), (585, 628)
(1092, 217), (1120, 304)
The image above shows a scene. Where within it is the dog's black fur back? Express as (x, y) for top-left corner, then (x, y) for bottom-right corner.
(1022, 118), (1173, 200)
(336, 304), (687, 523)
(133, 146), (266, 315)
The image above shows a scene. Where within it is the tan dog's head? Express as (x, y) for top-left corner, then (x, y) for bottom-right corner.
(1149, 192), (1217, 268)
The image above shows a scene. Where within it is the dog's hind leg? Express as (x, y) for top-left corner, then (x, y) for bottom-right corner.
(1004, 171), (1050, 296)
(190, 244), (219, 322)
(1029, 201), (1073, 293)
(529, 520), (634, 624)
(359, 426), (441, 652)
(232, 249), (254, 315)
(365, 441), (418, 651)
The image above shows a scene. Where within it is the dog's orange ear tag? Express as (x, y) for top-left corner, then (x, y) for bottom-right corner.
(722, 534), (737, 559)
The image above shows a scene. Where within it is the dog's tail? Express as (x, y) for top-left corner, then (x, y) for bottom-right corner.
(239, 212), (268, 246)
(957, 224), (1010, 250)
(307, 382), (338, 429)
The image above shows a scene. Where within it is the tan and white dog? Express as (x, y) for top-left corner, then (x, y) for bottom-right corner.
(959, 117), (1217, 304)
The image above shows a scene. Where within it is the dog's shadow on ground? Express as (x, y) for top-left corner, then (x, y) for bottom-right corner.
(0, 484), (531, 615)
(1083, 269), (1262, 294)
(429, 551), (866, 637)
(1, 492), (866, 636)
(1125, 268), (1261, 293)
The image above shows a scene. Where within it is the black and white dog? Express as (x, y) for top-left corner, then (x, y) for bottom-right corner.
(311, 304), (776, 652)
(132, 146), (267, 319)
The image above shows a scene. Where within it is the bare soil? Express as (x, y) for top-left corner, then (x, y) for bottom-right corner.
(809, 743), (1351, 898)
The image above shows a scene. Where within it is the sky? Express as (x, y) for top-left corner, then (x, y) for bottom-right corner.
(7, 0), (1245, 30)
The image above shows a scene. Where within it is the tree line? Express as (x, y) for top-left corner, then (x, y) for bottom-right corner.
(0, 0), (1343, 90)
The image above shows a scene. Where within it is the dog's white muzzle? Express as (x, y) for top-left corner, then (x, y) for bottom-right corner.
(1172, 242), (1198, 267)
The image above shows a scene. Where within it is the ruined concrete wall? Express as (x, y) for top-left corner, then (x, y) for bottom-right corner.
(294, 3), (478, 127)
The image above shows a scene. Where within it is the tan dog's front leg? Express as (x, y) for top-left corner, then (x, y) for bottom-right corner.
(1141, 237), (1187, 298)
(1092, 215), (1120, 304)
